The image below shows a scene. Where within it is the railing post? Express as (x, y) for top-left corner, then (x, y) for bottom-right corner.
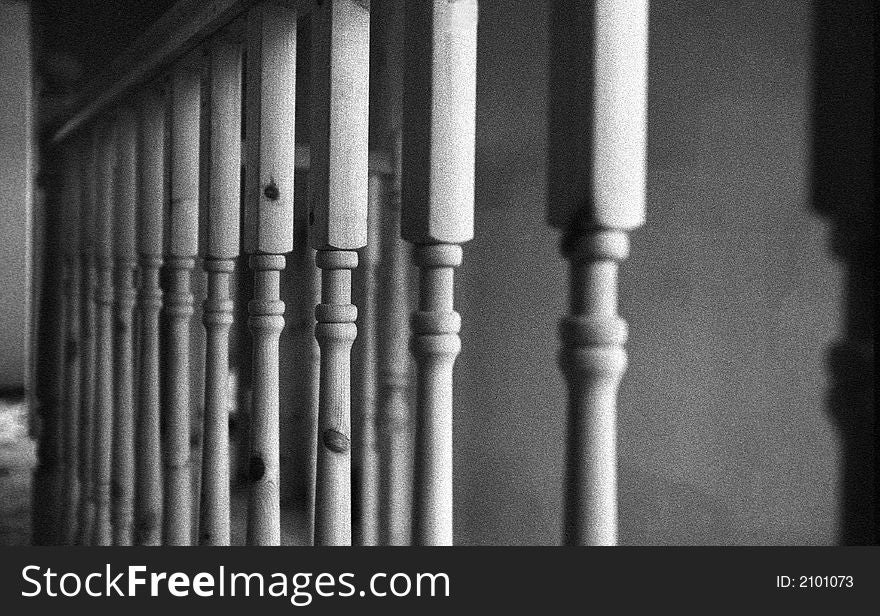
(402, 0), (478, 546)
(92, 118), (118, 546)
(59, 142), (83, 544)
(112, 108), (138, 545)
(243, 2), (298, 546)
(309, 0), (371, 547)
(135, 85), (166, 546)
(377, 138), (412, 545)
(199, 36), (242, 546)
(75, 129), (100, 545)
(548, 0), (648, 545)
(163, 63), (202, 545)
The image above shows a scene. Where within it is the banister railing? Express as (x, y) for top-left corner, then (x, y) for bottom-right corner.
(39, 0), (646, 547)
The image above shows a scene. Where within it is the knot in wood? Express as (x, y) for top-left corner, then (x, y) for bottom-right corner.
(263, 181), (280, 201)
(322, 429), (350, 454)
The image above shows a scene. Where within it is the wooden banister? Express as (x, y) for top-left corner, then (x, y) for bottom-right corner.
(199, 38), (243, 546)
(402, 0), (478, 547)
(243, 2), (298, 546)
(135, 85), (167, 546)
(163, 63), (202, 546)
(111, 108), (139, 545)
(92, 118), (118, 546)
(309, 0), (371, 547)
(548, 0), (648, 546)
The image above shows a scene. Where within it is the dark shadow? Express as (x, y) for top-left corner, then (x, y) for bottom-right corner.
(811, 0), (876, 545)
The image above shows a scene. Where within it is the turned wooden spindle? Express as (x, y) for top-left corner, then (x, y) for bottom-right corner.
(310, 0), (370, 547)
(244, 3), (297, 546)
(75, 129), (100, 545)
(377, 141), (412, 546)
(59, 143), (83, 544)
(111, 108), (138, 545)
(352, 173), (381, 545)
(402, 0), (478, 546)
(199, 38), (242, 546)
(163, 64), (202, 546)
(92, 118), (118, 546)
(548, 0), (648, 545)
(135, 86), (166, 546)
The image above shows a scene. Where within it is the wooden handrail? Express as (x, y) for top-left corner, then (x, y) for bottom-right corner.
(50, 0), (315, 145)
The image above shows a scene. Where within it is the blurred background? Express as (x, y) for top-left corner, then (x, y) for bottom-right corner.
(0, 0), (874, 545)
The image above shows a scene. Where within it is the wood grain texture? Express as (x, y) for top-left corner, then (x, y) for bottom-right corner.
(308, 0), (370, 251)
(401, 0), (477, 245)
(246, 254), (285, 545)
(92, 118), (117, 546)
(244, 2), (297, 254)
(547, 0), (648, 230)
(135, 90), (166, 545)
(111, 109), (138, 545)
(314, 249), (358, 546)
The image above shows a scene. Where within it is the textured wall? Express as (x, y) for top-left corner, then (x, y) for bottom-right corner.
(455, 0), (843, 545)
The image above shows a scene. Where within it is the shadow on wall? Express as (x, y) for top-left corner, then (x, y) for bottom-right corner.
(812, 0), (876, 545)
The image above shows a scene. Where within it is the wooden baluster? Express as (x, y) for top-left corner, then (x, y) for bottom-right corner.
(352, 172), (381, 545)
(310, 0), (370, 547)
(377, 139), (412, 545)
(199, 37), (242, 546)
(135, 85), (166, 546)
(402, 0), (478, 546)
(163, 64), (202, 546)
(548, 0), (648, 546)
(92, 118), (118, 546)
(244, 3), (297, 546)
(109, 108), (138, 545)
(59, 142), (83, 544)
(75, 129), (100, 545)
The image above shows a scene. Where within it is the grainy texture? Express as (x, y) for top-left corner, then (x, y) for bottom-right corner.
(75, 129), (100, 545)
(135, 86), (165, 546)
(314, 250), (358, 546)
(244, 3), (297, 254)
(410, 244), (462, 546)
(198, 38), (242, 546)
(59, 144), (83, 544)
(111, 109), (138, 545)
(548, 0), (648, 545)
(242, 2), (298, 546)
(92, 118), (117, 546)
(163, 63), (201, 545)
(547, 0), (647, 231)
(402, 0), (478, 546)
(246, 254), (285, 545)
(308, 0), (370, 250)
(401, 0), (477, 245)
(376, 161), (412, 546)
(352, 174), (381, 546)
